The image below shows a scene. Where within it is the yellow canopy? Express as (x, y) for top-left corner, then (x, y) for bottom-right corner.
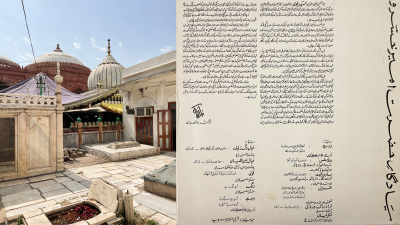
(101, 102), (123, 114)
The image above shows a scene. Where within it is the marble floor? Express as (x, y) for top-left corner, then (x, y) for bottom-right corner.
(0, 151), (176, 225)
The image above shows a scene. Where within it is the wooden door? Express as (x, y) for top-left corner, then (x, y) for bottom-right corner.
(135, 117), (153, 145)
(168, 102), (176, 151)
(157, 110), (172, 151)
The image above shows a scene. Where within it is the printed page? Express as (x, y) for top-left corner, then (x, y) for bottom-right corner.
(176, 0), (400, 224)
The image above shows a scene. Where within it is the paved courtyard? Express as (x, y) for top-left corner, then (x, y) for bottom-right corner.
(0, 151), (176, 225)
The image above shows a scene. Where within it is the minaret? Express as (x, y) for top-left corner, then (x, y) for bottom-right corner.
(54, 62), (63, 105)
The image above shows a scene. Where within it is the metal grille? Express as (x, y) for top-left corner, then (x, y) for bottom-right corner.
(103, 131), (117, 143)
(63, 133), (77, 148)
(0, 118), (15, 173)
(82, 132), (99, 145)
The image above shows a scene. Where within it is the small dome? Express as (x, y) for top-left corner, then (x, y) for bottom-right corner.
(0, 55), (20, 68)
(30, 44), (85, 66)
(87, 39), (124, 90)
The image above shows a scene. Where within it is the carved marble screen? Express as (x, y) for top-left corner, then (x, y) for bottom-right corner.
(0, 118), (15, 173)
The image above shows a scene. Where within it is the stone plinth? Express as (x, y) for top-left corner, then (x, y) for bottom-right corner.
(144, 180), (176, 200)
(143, 160), (176, 200)
(107, 141), (140, 149)
(80, 143), (160, 162)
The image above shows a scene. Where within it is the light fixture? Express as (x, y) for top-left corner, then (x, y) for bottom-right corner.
(34, 73), (47, 95)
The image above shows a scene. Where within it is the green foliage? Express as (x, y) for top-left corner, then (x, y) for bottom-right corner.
(147, 219), (158, 225)
(114, 210), (125, 225)
(17, 215), (24, 225)
(127, 209), (161, 225)
(114, 216), (125, 225)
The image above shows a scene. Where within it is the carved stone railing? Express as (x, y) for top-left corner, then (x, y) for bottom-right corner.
(69, 119), (122, 129)
(65, 117), (123, 147)
(103, 94), (123, 105)
(0, 93), (56, 106)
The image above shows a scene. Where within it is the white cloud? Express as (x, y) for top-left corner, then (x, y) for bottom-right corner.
(118, 42), (122, 47)
(74, 36), (79, 40)
(159, 46), (174, 53)
(93, 57), (102, 61)
(138, 59), (143, 63)
(22, 37), (30, 43)
(90, 38), (106, 52)
(73, 42), (81, 50)
(17, 53), (33, 62)
(3, 36), (16, 45)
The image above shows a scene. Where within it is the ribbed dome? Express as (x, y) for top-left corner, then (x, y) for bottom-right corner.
(87, 39), (124, 90)
(0, 55), (20, 68)
(30, 44), (85, 66)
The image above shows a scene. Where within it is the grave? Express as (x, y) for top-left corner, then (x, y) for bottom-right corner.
(143, 160), (176, 200)
(107, 141), (140, 149)
(87, 179), (123, 213)
(81, 142), (159, 162)
(20, 179), (123, 225)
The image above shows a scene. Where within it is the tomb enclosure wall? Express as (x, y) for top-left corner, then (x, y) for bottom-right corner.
(0, 93), (64, 181)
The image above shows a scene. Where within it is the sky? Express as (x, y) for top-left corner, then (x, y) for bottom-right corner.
(0, 0), (176, 70)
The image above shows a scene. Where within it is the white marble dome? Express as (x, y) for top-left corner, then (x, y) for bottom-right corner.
(0, 55), (13, 62)
(87, 39), (124, 90)
(0, 54), (20, 67)
(31, 44), (85, 66)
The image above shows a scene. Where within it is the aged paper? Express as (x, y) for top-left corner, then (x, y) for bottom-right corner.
(176, 0), (400, 224)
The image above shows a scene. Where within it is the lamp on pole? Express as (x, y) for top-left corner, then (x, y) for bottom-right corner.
(34, 73), (47, 96)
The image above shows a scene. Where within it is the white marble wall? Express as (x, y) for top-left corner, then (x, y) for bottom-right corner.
(0, 104), (63, 181)
(122, 71), (176, 146)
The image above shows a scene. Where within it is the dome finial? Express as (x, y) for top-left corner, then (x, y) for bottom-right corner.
(54, 43), (63, 53)
(107, 39), (111, 55)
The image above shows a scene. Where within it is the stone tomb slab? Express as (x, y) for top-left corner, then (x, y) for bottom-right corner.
(30, 180), (57, 189)
(62, 180), (88, 193)
(87, 179), (119, 212)
(53, 176), (72, 183)
(107, 141), (140, 149)
(42, 188), (72, 200)
(25, 214), (52, 225)
(0, 179), (30, 188)
(81, 143), (160, 162)
(37, 183), (65, 193)
(133, 193), (176, 219)
(0, 183), (31, 196)
(79, 179), (93, 188)
(2, 189), (43, 207)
